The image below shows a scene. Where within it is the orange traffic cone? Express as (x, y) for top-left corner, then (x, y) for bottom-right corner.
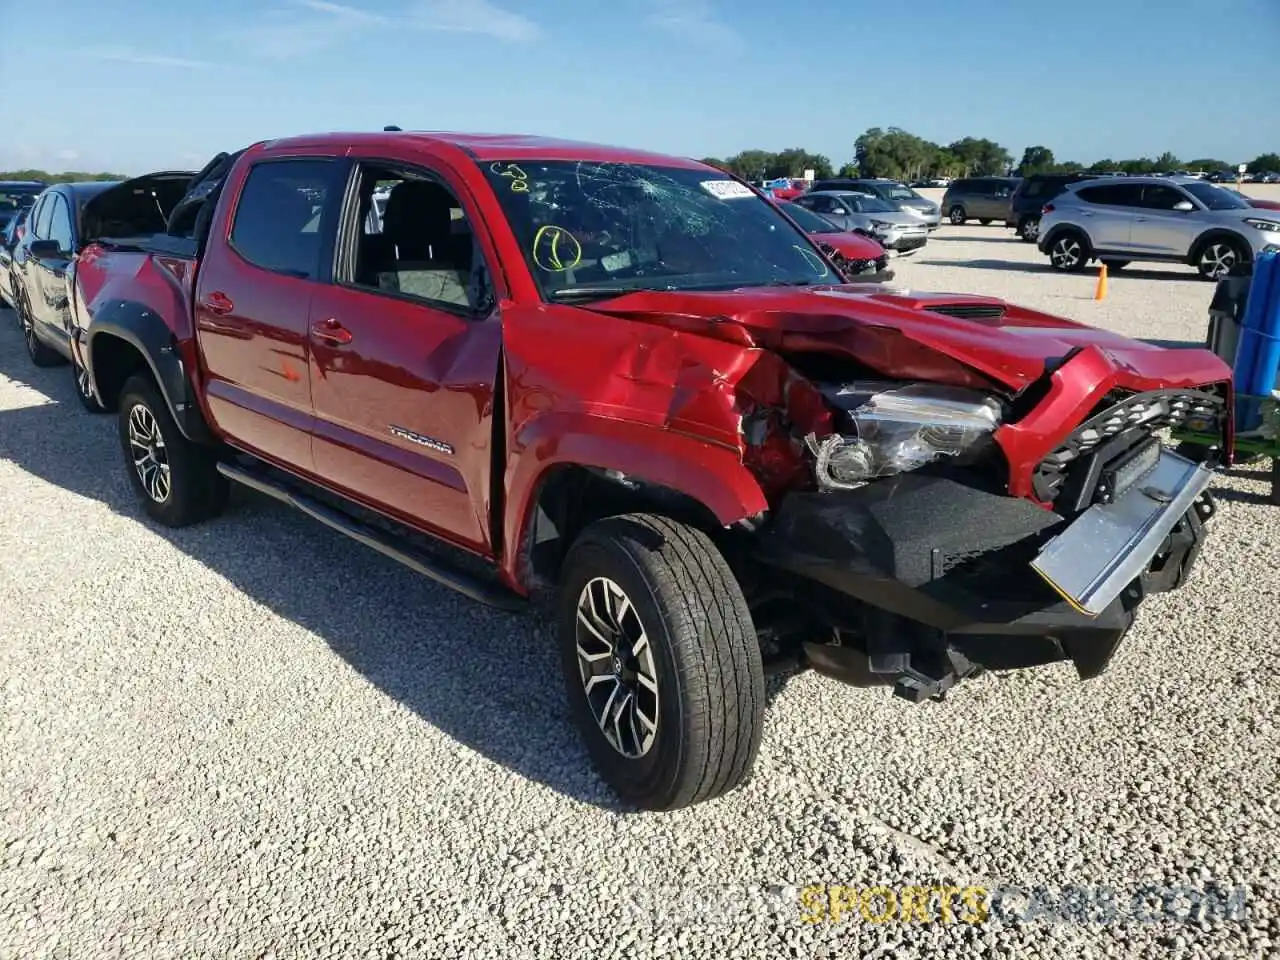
(1094, 263), (1108, 300)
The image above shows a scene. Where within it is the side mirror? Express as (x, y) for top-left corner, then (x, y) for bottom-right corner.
(28, 238), (63, 258)
(1173, 200), (1194, 212)
(831, 206), (849, 215)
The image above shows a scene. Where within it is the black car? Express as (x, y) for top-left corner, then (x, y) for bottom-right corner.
(1009, 173), (1102, 242)
(0, 206), (34, 311)
(9, 173), (193, 407)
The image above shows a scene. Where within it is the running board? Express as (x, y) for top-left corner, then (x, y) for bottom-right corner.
(216, 462), (526, 613)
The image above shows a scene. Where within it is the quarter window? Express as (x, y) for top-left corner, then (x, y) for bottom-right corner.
(1076, 184), (1143, 206)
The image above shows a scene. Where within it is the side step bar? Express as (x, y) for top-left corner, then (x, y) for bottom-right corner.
(216, 462), (526, 613)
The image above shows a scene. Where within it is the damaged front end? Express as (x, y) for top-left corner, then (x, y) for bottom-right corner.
(575, 288), (1231, 702)
(732, 347), (1226, 703)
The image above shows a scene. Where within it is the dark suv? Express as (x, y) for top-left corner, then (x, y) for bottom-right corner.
(1010, 173), (1101, 242)
(939, 177), (1021, 226)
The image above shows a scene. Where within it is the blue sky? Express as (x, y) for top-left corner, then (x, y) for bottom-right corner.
(1, 0), (1277, 174)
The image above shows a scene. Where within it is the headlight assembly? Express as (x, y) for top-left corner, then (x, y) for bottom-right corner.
(807, 382), (1004, 490)
(1245, 217), (1280, 233)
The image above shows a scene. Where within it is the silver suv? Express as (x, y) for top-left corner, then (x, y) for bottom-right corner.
(1037, 176), (1280, 280)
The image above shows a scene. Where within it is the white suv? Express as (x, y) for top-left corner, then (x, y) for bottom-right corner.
(1037, 176), (1280, 280)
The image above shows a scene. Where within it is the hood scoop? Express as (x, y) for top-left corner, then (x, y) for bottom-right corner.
(923, 303), (1007, 321)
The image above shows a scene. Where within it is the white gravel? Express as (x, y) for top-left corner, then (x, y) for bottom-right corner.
(2, 224), (1279, 959)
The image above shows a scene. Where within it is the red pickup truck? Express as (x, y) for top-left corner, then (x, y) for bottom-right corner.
(71, 132), (1231, 810)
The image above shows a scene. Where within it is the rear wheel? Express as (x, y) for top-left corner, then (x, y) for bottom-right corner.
(557, 513), (765, 810)
(1048, 230), (1090, 272)
(117, 375), (228, 527)
(1019, 217), (1041, 242)
(948, 205), (966, 225)
(18, 290), (63, 368)
(1101, 260), (1130, 270)
(979, 218), (992, 225)
(1195, 238), (1246, 281)
(71, 350), (105, 413)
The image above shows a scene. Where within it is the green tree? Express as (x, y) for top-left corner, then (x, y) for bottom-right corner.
(699, 157), (728, 171)
(1250, 153), (1280, 173)
(855, 127), (935, 180)
(1017, 145), (1056, 177)
(835, 162), (859, 178)
(1188, 158), (1229, 172)
(947, 137), (1013, 176)
(0, 168), (128, 182)
(766, 148), (833, 180)
(722, 149), (776, 182)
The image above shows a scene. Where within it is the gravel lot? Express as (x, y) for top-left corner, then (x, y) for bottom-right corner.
(2, 215), (1279, 959)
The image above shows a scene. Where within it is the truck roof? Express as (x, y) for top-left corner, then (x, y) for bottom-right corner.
(258, 131), (708, 169)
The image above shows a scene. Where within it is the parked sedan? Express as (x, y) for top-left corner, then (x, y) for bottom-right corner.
(9, 172), (192, 406)
(775, 200), (892, 280)
(807, 177), (941, 229)
(793, 190), (929, 252)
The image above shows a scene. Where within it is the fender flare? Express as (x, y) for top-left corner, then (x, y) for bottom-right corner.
(87, 300), (214, 444)
(502, 412), (770, 584)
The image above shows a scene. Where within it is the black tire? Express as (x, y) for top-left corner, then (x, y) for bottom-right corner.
(948, 205), (966, 225)
(557, 513), (765, 811)
(1019, 217), (1040, 242)
(17, 289), (63, 368)
(1194, 237), (1247, 281)
(979, 218), (992, 225)
(1047, 229), (1091, 273)
(1101, 260), (1130, 270)
(71, 350), (106, 413)
(117, 374), (227, 527)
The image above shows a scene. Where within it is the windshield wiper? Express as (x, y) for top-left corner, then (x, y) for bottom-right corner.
(548, 285), (662, 303)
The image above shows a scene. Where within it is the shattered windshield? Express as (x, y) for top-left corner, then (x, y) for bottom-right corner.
(481, 160), (834, 299)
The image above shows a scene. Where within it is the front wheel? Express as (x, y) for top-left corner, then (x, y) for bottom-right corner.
(1196, 239), (1246, 281)
(557, 514), (765, 811)
(948, 206), (966, 225)
(117, 375), (228, 527)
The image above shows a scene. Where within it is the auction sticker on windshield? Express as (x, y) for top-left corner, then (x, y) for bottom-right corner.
(700, 180), (755, 200)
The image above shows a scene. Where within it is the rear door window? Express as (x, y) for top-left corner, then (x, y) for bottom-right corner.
(1076, 184), (1143, 206)
(229, 159), (343, 280)
(1139, 185), (1192, 210)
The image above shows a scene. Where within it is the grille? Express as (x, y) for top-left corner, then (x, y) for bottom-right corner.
(1032, 387), (1226, 510)
(925, 303), (1006, 321)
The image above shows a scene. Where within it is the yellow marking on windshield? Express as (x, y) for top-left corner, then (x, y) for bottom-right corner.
(532, 225), (583, 272)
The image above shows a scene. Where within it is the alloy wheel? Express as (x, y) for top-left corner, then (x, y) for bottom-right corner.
(74, 357), (93, 401)
(1051, 236), (1082, 269)
(1022, 219), (1040, 241)
(574, 576), (659, 759)
(127, 403), (171, 503)
(1198, 243), (1237, 280)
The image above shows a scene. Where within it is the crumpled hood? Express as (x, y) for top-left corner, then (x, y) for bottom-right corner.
(586, 284), (1232, 393)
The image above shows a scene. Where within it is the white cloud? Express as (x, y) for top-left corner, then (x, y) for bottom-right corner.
(73, 46), (210, 68)
(409, 0), (540, 43)
(239, 0), (539, 59)
(646, 0), (743, 53)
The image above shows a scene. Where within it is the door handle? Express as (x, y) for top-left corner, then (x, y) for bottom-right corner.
(312, 318), (353, 346)
(203, 291), (234, 315)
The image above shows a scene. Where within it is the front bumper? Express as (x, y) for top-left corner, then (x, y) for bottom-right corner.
(754, 469), (1214, 701)
(882, 231), (928, 252)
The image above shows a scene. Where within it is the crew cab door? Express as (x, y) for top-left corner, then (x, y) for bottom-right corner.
(193, 156), (346, 470)
(306, 156), (503, 555)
